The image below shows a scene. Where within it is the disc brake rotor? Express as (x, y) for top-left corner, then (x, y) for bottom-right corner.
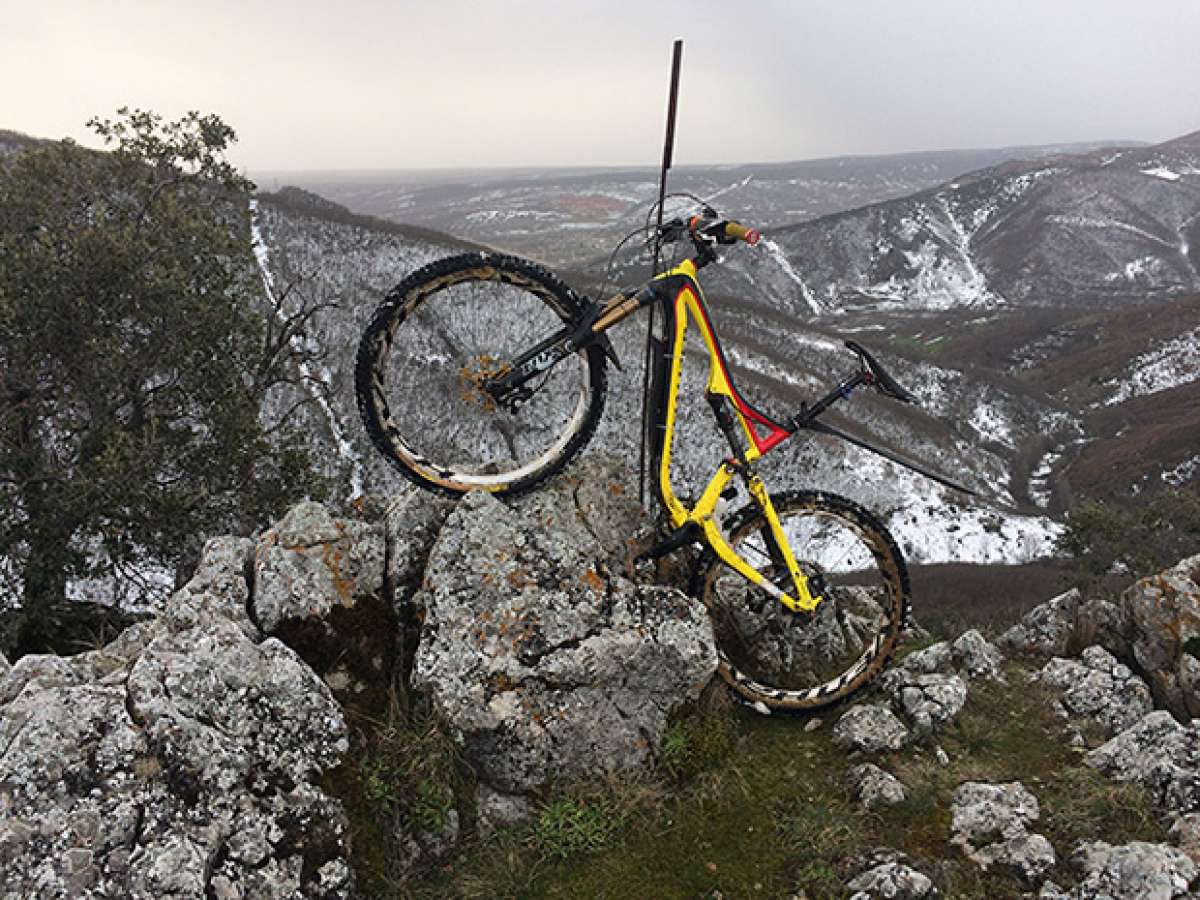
(458, 354), (511, 411)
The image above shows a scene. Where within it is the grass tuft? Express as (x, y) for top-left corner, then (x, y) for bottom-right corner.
(530, 796), (624, 860)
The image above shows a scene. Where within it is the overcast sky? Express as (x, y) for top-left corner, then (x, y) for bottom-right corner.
(5, 1), (1199, 171)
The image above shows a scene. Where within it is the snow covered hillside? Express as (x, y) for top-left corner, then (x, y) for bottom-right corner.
(712, 130), (1200, 317)
(262, 141), (1126, 271)
(248, 188), (475, 499)
(248, 187), (1073, 566)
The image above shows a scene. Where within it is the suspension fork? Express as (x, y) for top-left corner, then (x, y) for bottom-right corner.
(480, 296), (628, 405)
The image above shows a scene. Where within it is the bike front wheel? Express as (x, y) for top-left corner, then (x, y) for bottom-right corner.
(355, 253), (607, 496)
(693, 490), (910, 714)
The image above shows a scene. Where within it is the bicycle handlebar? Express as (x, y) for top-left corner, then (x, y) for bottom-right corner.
(687, 215), (761, 246)
(721, 220), (761, 245)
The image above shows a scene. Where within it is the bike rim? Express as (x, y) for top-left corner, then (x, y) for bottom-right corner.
(705, 503), (900, 708)
(370, 269), (591, 490)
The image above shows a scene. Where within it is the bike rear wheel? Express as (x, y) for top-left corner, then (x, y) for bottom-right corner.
(694, 490), (909, 713)
(355, 253), (607, 495)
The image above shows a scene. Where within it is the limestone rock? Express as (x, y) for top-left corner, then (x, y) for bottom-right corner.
(998, 588), (1082, 656)
(384, 488), (456, 610)
(1064, 840), (1198, 899)
(253, 502), (385, 634)
(1038, 645), (1154, 738)
(476, 784), (534, 835)
(125, 618), (346, 795)
(253, 502), (392, 711)
(558, 452), (651, 570)
(950, 781), (1056, 885)
(0, 652), (81, 704)
(413, 488), (717, 795)
(833, 704), (910, 753)
(1169, 813), (1200, 865)
(888, 672), (968, 735)
(1086, 711), (1200, 818)
(1122, 555), (1200, 721)
(163, 536), (257, 638)
(899, 629), (1003, 682)
(0, 538), (352, 898)
(1005, 555), (1200, 721)
(848, 764), (908, 809)
(949, 629), (1005, 681)
(848, 849), (937, 898)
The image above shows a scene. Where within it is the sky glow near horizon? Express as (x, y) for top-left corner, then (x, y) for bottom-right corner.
(4, 0), (1199, 171)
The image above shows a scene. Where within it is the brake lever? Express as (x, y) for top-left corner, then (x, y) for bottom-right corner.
(659, 218), (686, 244)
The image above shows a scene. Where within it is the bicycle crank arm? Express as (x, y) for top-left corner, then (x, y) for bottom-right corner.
(632, 522), (701, 564)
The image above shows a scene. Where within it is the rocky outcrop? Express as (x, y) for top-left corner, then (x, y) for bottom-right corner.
(950, 781), (1057, 885)
(0, 538), (352, 899)
(1000, 556), (1200, 722)
(999, 587), (1085, 656)
(1040, 841), (1199, 899)
(412, 476), (717, 795)
(252, 501), (395, 715)
(253, 502), (385, 634)
(1120, 555), (1200, 721)
(1086, 711), (1200, 818)
(886, 672), (968, 736)
(1038, 646), (1154, 738)
(384, 488), (457, 611)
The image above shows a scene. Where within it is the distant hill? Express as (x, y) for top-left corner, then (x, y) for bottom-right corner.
(257, 185), (484, 253)
(258, 141), (1136, 268)
(0, 129), (49, 159)
(715, 130), (1200, 315)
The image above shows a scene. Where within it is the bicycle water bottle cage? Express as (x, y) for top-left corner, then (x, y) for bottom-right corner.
(846, 341), (917, 404)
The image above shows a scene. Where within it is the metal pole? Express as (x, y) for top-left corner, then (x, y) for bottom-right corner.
(654, 39), (683, 275)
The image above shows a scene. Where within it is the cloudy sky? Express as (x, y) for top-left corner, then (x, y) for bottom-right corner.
(5, 1), (1199, 171)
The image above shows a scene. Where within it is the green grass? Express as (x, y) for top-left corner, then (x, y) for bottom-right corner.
(360, 663), (1168, 899)
(530, 796), (624, 860)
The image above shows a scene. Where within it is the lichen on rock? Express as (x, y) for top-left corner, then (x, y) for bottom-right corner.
(412, 477), (717, 795)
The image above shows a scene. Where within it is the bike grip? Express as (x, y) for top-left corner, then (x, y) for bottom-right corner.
(724, 221), (761, 245)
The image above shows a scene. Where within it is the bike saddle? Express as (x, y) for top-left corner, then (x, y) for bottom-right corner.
(845, 341), (917, 404)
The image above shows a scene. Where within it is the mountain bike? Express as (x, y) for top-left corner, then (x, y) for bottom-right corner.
(355, 204), (967, 712)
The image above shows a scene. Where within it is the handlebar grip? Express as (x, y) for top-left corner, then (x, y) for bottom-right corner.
(724, 221), (761, 245)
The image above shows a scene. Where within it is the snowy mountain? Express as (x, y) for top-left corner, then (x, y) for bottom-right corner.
(249, 189), (1072, 567)
(258, 141), (1128, 271)
(713, 131), (1200, 316)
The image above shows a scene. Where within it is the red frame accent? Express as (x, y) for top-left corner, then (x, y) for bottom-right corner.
(685, 282), (792, 456)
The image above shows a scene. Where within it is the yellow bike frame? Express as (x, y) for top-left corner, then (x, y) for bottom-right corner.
(652, 260), (820, 613)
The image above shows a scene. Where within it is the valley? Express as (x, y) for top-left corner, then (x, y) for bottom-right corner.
(248, 131), (1200, 577)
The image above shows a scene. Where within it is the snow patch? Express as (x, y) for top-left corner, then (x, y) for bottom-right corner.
(1163, 454), (1200, 487)
(760, 237), (822, 314)
(249, 199), (366, 500)
(852, 450), (1062, 565)
(1029, 445), (1065, 507)
(890, 496), (1063, 565)
(968, 399), (1015, 448)
(1102, 326), (1200, 405)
